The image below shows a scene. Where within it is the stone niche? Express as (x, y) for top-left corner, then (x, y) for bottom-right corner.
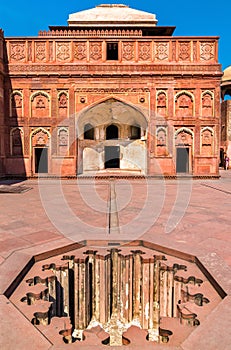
(6, 240), (225, 348)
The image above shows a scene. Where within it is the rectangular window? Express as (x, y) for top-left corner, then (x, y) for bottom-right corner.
(106, 42), (118, 60)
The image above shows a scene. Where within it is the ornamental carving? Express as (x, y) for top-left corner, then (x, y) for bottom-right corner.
(175, 129), (193, 146)
(10, 43), (26, 61)
(75, 88), (150, 93)
(11, 92), (23, 117)
(56, 43), (70, 61)
(201, 128), (213, 155)
(90, 42), (102, 61)
(179, 42), (190, 61)
(58, 128), (69, 156)
(157, 92), (167, 117)
(28, 42), (32, 61)
(175, 93), (194, 117)
(32, 129), (49, 147)
(122, 42), (135, 61)
(74, 42), (87, 60)
(200, 42), (214, 61)
(155, 42), (169, 61)
(193, 41), (197, 61)
(35, 42), (46, 61)
(58, 92), (68, 118)
(138, 42), (151, 61)
(31, 93), (50, 118)
(11, 128), (23, 156)
(202, 92), (213, 117)
(156, 127), (168, 156)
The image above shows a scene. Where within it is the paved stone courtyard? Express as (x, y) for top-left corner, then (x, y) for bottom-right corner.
(0, 171), (231, 349)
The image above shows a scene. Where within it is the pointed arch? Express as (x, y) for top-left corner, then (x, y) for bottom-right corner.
(10, 90), (23, 117)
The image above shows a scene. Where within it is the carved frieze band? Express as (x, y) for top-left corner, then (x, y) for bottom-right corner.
(7, 40), (217, 63)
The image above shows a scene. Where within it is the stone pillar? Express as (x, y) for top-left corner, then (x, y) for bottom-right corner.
(132, 250), (144, 322)
(148, 256), (160, 342)
(109, 248), (123, 346)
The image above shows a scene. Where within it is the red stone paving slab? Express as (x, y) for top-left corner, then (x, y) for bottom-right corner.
(0, 173), (231, 349)
(181, 297), (231, 350)
(0, 295), (51, 350)
(21, 230), (62, 244)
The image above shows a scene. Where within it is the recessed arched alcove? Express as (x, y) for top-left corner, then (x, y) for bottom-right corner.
(77, 98), (147, 174)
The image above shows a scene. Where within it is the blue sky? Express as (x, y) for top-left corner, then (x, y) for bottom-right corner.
(0, 0), (230, 70)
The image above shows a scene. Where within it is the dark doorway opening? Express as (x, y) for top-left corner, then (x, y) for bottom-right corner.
(106, 125), (118, 140)
(105, 146), (120, 168)
(106, 42), (118, 60)
(35, 147), (48, 173)
(176, 147), (189, 173)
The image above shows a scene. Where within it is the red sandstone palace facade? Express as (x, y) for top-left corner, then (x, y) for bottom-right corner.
(0, 4), (223, 177)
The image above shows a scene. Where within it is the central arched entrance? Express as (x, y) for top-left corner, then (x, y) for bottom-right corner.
(77, 98), (148, 174)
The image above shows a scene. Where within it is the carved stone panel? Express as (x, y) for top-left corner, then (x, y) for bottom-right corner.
(201, 128), (213, 155)
(11, 92), (23, 117)
(175, 93), (194, 117)
(157, 91), (167, 117)
(56, 42), (70, 61)
(122, 42), (135, 61)
(11, 128), (23, 156)
(175, 129), (193, 146)
(202, 92), (213, 117)
(35, 42), (46, 62)
(200, 42), (215, 61)
(58, 92), (68, 118)
(10, 42), (26, 62)
(178, 42), (191, 61)
(156, 127), (168, 156)
(31, 93), (50, 118)
(74, 42), (87, 61)
(32, 129), (49, 147)
(89, 42), (102, 61)
(58, 128), (69, 156)
(155, 42), (169, 61)
(138, 42), (151, 61)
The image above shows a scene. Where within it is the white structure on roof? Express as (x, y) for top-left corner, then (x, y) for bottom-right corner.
(68, 4), (158, 27)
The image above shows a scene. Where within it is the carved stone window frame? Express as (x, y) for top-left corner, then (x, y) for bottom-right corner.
(200, 126), (214, 155)
(201, 90), (214, 117)
(30, 91), (51, 118)
(10, 90), (23, 117)
(10, 127), (24, 156)
(174, 90), (195, 117)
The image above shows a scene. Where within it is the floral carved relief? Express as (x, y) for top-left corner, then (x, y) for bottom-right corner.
(122, 42), (135, 61)
(36, 42), (46, 61)
(90, 42), (102, 61)
(57, 43), (70, 61)
(139, 42), (151, 61)
(175, 130), (193, 146)
(179, 42), (190, 61)
(10, 43), (26, 61)
(74, 42), (87, 60)
(200, 42), (214, 61)
(32, 129), (49, 147)
(155, 42), (169, 61)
